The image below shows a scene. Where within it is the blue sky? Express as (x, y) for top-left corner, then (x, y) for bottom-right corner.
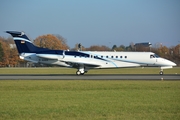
(0, 0), (180, 48)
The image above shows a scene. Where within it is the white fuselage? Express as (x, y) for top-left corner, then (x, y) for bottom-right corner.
(20, 51), (176, 70)
(6, 31), (176, 75)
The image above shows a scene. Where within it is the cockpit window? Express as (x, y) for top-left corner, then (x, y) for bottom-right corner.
(150, 55), (155, 58)
(150, 54), (159, 58)
(154, 54), (159, 58)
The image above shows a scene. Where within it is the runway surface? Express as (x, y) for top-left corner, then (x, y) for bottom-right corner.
(0, 74), (179, 80)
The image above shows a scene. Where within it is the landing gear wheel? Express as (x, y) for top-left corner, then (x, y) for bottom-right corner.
(159, 71), (163, 75)
(76, 71), (85, 75)
(76, 71), (81, 75)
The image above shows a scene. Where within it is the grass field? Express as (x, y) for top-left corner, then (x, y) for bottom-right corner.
(0, 80), (180, 120)
(0, 67), (179, 74)
(0, 67), (179, 119)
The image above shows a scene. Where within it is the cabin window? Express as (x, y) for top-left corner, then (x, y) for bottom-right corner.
(125, 56), (127, 58)
(106, 56), (108, 58)
(111, 56), (113, 58)
(101, 56), (103, 58)
(74, 56), (76, 58)
(120, 56), (122, 58)
(150, 55), (155, 58)
(116, 56), (118, 58)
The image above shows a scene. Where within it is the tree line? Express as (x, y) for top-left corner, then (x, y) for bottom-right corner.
(0, 34), (179, 67)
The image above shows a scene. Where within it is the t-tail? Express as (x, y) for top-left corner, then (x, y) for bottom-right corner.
(6, 31), (49, 54)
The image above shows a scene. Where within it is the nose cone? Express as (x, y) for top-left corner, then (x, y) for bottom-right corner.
(159, 58), (177, 66)
(171, 61), (177, 66)
(166, 60), (176, 66)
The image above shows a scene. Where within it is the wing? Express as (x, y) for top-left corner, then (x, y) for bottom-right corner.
(63, 60), (101, 68)
(36, 54), (100, 67)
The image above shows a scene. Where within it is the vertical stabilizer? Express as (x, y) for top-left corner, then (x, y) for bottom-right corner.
(6, 31), (49, 53)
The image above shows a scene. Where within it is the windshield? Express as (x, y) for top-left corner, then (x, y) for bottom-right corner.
(154, 54), (159, 58)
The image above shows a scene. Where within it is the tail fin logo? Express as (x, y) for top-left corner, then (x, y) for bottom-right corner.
(21, 40), (25, 44)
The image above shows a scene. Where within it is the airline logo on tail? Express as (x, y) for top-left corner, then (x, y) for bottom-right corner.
(21, 40), (25, 44)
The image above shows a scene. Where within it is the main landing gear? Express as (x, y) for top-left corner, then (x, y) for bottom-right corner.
(76, 70), (88, 75)
(76, 70), (84, 75)
(76, 65), (88, 75)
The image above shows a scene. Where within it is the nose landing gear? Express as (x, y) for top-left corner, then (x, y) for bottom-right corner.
(159, 70), (163, 75)
(159, 67), (164, 75)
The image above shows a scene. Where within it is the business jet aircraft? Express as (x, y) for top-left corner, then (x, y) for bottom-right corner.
(6, 31), (176, 75)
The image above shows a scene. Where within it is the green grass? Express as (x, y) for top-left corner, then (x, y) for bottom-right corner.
(0, 80), (180, 120)
(0, 67), (179, 74)
(0, 67), (179, 119)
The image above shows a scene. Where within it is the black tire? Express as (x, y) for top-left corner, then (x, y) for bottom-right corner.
(159, 71), (163, 75)
(80, 73), (84, 75)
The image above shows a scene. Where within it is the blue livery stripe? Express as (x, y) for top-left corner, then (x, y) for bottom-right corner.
(13, 37), (32, 43)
